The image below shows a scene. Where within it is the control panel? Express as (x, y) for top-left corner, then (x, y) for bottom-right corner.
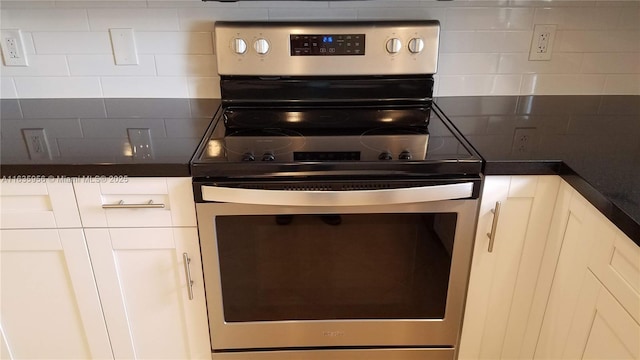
(215, 21), (440, 76)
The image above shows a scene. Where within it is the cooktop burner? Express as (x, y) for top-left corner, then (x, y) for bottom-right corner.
(192, 105), (482, 178)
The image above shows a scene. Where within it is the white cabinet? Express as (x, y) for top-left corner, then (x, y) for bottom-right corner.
(0, 229), (112, 360)
(459, 176), (560, 360)
(74, 178), (197, 228)
(0, 177), (210, 360)
(0, 181), (80, 228)
(85, 227), (210, 360)
(535, 181), (640, 360)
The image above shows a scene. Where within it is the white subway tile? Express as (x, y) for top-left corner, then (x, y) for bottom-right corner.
(533, 7), (622, 30)
(32, 32), (112, 54)
(149, 1), (238, 8)
(249, 1), (328, 8)
(14, 77), (103, 98)
(509, 1), (595, 7)
(68, 55), (156, 76)
(188, 77), (221, 98)
(492, 75), (523, 95)
(498, 53), (583, 74)
(330, 1), (423, 8)
(520, 74), (606, 94)
(603, 75), (640, 94)
(557, 30), (640, 52)
(136, 32), (213, 54)
(0, 1), (55, 9)
(437, 75), (496, 96)
(88, 8), (180, 31)
(101, 77), (189, 97)
(270, 8), (357, 20)
(0, 9), (89, 31)
(445, 7), (534, 30)
(438, 74), (522, 96)
(581, 53), (640, 74)
(356, 7), (445, 21)
(438, 53), (500, 75)
(178, 8), (269, 32)
(1, 55), (69, 76)
(618, 6), (640, 29)
(155, 55), (217, 76)
(55, 1), (147, 8)
(19, 32), (37, 55)
(1, 78), (18, 99)
(440, 31), (531, 53)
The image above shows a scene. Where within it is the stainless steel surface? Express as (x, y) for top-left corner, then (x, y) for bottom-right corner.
(201, 182), (473, 207)
(486, 201), (502, 253)
(221, 133), (429, 162)
(196, 198), (478, 350)
(215, 21), (439, 76)
(101, 200), (165, 209)
(211, 348), (454, 360)
(182, 252), (194, 301)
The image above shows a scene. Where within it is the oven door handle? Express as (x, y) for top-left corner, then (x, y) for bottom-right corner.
(201, 182), (474, 206)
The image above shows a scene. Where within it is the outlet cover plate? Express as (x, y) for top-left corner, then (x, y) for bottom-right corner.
(529, 24), (556, 61)
(1, 29), (28, 66)
(22, 128), (52, 160)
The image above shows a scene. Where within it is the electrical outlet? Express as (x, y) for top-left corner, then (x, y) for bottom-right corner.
(511, 128), (537, 156)
(22, 129), (51, 160)
(1, 29), (28, 66)
(127, 128), (154, 160)
(529, 24), (556, 61)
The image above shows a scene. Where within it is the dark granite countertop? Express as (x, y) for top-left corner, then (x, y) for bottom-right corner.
(1, 96), (638, 244)
(0, 98), (219, 177)
(436, 95), (640, 244)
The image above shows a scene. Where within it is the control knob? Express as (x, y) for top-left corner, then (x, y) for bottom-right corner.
(408, 38), (425, 54)
(232, 38), (247, 54)
(398, 151), (412, 160)
(378, 152), (393, 161)
(241, 152), (255, 162)
(254, 38), (270, 55)
(261, 153), (275, 161)
(385, 38), (402, 54)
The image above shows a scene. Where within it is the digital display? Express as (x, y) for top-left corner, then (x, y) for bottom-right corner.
(290, 34), (365, 56)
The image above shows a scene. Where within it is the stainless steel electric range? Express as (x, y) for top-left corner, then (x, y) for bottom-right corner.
(192, 21), (482, 360)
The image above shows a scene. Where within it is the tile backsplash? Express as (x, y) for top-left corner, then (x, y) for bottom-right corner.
(1, 0), (638, 99)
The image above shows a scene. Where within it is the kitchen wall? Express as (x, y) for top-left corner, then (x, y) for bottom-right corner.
(1, 0), (638, 99)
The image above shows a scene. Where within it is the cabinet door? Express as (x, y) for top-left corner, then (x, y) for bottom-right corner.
(74, 178), (196, 228)
(459, 175), (560, 360)
(0, 229), (112, 359)
(536, 182), (640, 360)
(0, 181), (81, 228)
(534, 183), (602, 359)
(563, 272), (639, 360)
(84, 227), (210, 360)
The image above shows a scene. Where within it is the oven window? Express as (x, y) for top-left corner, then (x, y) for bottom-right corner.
(215, 213), (456, 322)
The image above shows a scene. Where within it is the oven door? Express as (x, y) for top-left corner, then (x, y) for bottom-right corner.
(196, 182), (479, 356)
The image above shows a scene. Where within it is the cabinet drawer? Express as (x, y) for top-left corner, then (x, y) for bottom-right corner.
(0, 182), (81, 229)
(74, 178), (196, 228)
(589, 225), (640, 324)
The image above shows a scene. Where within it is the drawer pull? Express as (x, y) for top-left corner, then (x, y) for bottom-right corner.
(486, 201), (502, 253)
(101, 200), (165, 209)
(183, 253), (194, 300)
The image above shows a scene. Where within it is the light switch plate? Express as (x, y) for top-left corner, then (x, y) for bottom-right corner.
(110, 28), (139, 65)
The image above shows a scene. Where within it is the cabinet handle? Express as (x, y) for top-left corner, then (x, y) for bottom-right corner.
(101, 200), (165, 209)
(486, 201), (502, 253)
(183, 253), (194, 300)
